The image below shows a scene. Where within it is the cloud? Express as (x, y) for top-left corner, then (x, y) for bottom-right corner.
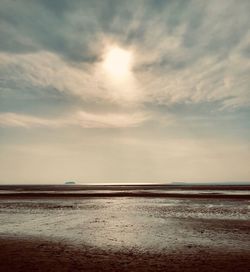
(0, 50), (143, 106)
(0, 0), (249, 183)
(0, 0), (249, 125)
(0, 111), (149, 128)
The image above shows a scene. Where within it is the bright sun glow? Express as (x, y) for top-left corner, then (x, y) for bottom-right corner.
(103, 46), (133, 79)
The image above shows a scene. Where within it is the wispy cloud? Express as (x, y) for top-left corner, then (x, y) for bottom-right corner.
(0, 111), (149, 128)
(0, 0), (249, 183)
(0, 0), (249, 113)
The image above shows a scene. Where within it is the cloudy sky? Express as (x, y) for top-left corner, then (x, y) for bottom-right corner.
(0, 0), (249, 184)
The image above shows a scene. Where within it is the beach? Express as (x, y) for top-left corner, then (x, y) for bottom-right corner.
(0, 186), (249, 271)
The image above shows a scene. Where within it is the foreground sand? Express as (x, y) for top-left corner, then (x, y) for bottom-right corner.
(1, 237), (250, 272)
(0, 195), (249, 271)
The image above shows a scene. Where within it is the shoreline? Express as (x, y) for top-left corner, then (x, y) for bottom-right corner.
(1, 184), (250, 191)
(0, 192), (250, 199)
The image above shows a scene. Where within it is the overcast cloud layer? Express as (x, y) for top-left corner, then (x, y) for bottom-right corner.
(0, 0), (249, 183)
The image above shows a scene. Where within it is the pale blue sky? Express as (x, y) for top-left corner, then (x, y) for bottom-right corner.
(0, 0), (249, 183)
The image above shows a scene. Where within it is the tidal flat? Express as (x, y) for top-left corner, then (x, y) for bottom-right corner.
(0, 187), (249, 271)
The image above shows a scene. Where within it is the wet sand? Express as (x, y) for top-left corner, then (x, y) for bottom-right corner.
(1, 237), (250, 272)
(1, 184), (249, 199)
(0, 189), (249, 271)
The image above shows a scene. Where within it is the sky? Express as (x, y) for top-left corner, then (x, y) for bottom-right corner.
(0, 0), (250, 184)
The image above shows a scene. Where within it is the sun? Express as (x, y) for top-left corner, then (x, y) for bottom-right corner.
(102, 46), (133, 79)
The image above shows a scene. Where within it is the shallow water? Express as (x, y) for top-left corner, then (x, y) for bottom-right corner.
(0, 189), (249, 195)
(0, 197), (249, 253)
